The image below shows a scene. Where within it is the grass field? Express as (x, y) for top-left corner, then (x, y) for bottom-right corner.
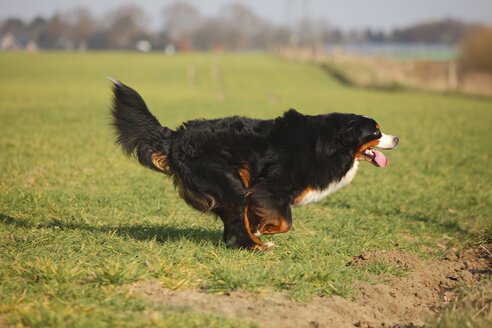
(0, 52), (491, 327)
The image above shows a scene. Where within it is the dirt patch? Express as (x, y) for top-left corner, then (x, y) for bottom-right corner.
(131, 244), (491, 328)
(0, 315), (7, 327)
(347, 246), (490, 327)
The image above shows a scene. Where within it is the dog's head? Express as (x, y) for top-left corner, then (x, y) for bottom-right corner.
(339, 115), (399, 168)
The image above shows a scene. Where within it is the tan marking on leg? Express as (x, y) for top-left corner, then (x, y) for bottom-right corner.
(173, 173), (216, 212)
(243, 206), (264, 249)
(238, 163), (251, 188)
(151, 153), (172, 175)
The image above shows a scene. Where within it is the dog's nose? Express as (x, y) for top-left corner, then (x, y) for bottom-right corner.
(394, 137), (399, 145)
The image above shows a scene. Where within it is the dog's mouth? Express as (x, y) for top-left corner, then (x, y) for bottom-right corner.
(361, 148), (388, 168)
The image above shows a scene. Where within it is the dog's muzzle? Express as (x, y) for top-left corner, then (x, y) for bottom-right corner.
(378, 133), (399, 149)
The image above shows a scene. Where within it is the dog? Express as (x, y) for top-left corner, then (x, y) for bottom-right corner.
(109, 79), (398, 250)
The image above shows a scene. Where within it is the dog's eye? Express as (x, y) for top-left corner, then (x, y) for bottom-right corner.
(373, 130), (380, 135)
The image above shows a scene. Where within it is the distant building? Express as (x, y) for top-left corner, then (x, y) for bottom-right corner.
(77, 40), (88, 52)
(0, 32), (38, 52)
(54, 36), (74, 51)
(164, 43), (176, 55)
(0, 33), (21, 51)
(135, 39), (152, 52)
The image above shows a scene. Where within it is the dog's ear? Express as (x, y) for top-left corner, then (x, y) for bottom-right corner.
(274, 109), (305, 136)
(315, 116), (340, 156)
(283, 109), (303, 120)
(278, 109), (304, 128)
(337, 120), (360, 147)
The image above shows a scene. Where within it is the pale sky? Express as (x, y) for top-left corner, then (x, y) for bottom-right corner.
(1, 0), (492, 31)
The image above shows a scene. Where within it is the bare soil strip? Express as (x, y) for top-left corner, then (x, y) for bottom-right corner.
(131, 244), (491, 328)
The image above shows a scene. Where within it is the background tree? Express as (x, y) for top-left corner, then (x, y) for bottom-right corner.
(162, 1), (201, 50)
(192, 18), (223, 51)
(0, 18), (26, 35)
(221, 3), (260, 50)
(106, 4), (148, 49)
(459, 24), (492, 73)
(37, 13), (72, 49)
(66, 8), (97, 47)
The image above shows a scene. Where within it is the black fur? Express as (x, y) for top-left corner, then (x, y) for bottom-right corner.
(110, 81), (173, 171)
(110, 80), (396, 250)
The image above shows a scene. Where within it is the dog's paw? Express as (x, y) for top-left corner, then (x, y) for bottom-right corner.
(225, 236), (237, 248)
(251, 241), (275, 251)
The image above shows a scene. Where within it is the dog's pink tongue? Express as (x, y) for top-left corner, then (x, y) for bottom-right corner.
(373, 149), (388, 168)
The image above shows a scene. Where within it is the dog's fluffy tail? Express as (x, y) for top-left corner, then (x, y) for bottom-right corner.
(109, 78), (174, 172)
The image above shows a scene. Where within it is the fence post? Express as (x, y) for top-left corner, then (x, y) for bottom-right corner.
(448, 62), (458, 91)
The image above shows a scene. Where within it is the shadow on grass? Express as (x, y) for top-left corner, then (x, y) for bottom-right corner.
(307, 202), (476, 240)
(0, 211), (477, 245)
(0, 213), (223, 246)
(401, 212), (476, 238)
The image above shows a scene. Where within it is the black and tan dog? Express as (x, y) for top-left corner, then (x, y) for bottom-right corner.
(109, 79), (398, 250)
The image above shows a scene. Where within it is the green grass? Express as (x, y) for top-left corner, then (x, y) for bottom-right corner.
(429, 277), (492, 328)
(0, 52), (491, 327)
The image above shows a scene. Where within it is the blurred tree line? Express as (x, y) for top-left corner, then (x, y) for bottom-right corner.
(0, 1), (489, 57)
(459, 25), (492, 73)
(0, 3), (291, 51)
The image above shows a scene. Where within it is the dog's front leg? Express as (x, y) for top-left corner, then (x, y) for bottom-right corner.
(222, 205), (274, 251)
(259, 206), (293, 235)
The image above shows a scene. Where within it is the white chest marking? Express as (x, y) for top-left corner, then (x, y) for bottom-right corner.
(296, 161), (359, 206)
